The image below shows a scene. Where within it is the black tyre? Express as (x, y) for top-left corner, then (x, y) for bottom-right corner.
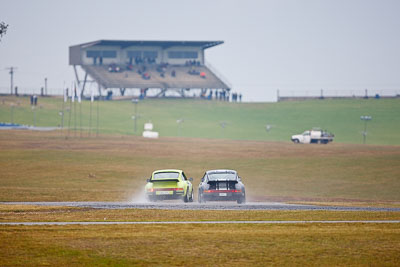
(147, 196), (156, 202)
(293, 139), (299, 144)
(237, 194), (246, 204)
(198, 192), (205, 203)
(189, 188), (194, 202)
(183, 188), (189, 203)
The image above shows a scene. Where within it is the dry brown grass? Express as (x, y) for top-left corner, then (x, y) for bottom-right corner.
(1, 223), (399, 266)
(1, 131), (400, 265)
(1, 130), (400, 204)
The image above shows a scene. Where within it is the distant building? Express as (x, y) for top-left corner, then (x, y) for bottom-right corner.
(69, 40), (230, 98)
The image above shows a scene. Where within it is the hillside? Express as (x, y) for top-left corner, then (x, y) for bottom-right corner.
(0, 96), (399, 145)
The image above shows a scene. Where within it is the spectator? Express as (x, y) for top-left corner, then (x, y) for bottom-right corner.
(106, 90), (113, 100)
(142, 72), (150, 80)
(239, 93), (242, 102)
(171, 70), (176, 77)
(200, 72), (206, 78)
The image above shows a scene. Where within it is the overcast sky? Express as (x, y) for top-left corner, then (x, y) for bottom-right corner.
(1, 0), (399, 101)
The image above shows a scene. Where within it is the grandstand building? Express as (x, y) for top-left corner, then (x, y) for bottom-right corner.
(69, 40), (230, 98)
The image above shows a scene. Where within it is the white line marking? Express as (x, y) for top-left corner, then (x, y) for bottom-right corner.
(1, 220), (400, 226)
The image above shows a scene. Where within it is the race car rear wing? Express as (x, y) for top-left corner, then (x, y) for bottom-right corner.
(148, 179), (180, 182)
(207, 180), (237, 190)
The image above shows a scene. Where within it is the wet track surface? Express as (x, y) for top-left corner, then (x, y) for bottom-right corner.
(2, 201), (400, 212)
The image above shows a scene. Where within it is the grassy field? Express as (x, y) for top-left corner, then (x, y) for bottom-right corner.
(1, 96), (400, 145)
(1, 97), (400, 265)
(0, 131), (399, 204)
(1, 205), (399, 266)
(1, 223), (399, 266)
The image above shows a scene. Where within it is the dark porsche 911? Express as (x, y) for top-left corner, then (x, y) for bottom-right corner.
(198, 169), (246, 204)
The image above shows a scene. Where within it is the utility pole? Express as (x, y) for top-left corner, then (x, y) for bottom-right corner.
(6, 67), (17, 95)
(44, 78), (48, 95)
(132, 99), (139, 134)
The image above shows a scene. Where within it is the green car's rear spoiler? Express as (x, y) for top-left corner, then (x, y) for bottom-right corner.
(150, 178), (180, 182)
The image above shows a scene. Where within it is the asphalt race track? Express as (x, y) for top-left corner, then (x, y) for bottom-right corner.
(2, 201), (400, 212)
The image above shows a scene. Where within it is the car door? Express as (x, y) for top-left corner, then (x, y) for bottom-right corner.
(302, 131), (311, 143)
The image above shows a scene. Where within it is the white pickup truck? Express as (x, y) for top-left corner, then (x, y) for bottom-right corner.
(291, 129), (334, 144)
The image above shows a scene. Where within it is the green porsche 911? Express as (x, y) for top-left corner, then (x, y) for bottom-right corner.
(145, 169), (194, 202)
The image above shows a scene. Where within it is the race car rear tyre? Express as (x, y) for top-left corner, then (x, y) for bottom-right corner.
(198, 193), (205, 203)
(237, 196), (246, 204)
(183, 191), (189, 203)
(189, 189), (194, 202)
(147, 196), (156, 203)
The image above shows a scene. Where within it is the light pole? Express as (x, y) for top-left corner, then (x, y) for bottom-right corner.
(10, 104), (15, 124)
(132, 99), (139, 134)
(32, 106), (36, 127)
(176, 119), (184, 136)
(219, 121), (228, 139)
(360, 115), (372, 144)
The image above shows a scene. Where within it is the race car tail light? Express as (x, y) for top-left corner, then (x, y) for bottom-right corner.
(204, 189), (242, 193)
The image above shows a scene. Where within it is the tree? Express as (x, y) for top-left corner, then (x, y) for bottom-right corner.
(0, 22), (9, 41)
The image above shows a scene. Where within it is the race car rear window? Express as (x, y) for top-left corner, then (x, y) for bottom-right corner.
(153, 172), (180, 179)
(208, 172), (236, 181)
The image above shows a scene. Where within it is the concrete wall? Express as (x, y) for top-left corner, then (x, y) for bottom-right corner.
(69, 45), (82, 65)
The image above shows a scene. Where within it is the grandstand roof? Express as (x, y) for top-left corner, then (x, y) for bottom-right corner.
(74, 40), (224, 49)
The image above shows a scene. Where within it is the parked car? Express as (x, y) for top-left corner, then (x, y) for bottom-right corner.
(145, 169), (194, 202)
(198, 169), (246, 204)
(291, 128), (334, 144)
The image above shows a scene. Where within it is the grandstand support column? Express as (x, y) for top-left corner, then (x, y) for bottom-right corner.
(98, 84), (102, 100)
(156, 88), (167, 98)
(73, 65), (88, 97)
(73, 65), (80, 85)
(81, 72), (88, 97)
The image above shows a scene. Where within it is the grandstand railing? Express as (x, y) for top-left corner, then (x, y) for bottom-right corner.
(0, 86), (64, 96)
(204, 61), (232, 89)
(277, 88), (400, 101)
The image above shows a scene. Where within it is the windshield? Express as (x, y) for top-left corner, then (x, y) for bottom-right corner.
(207, 172), (236, 181)
(153, 172), (180, 180)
